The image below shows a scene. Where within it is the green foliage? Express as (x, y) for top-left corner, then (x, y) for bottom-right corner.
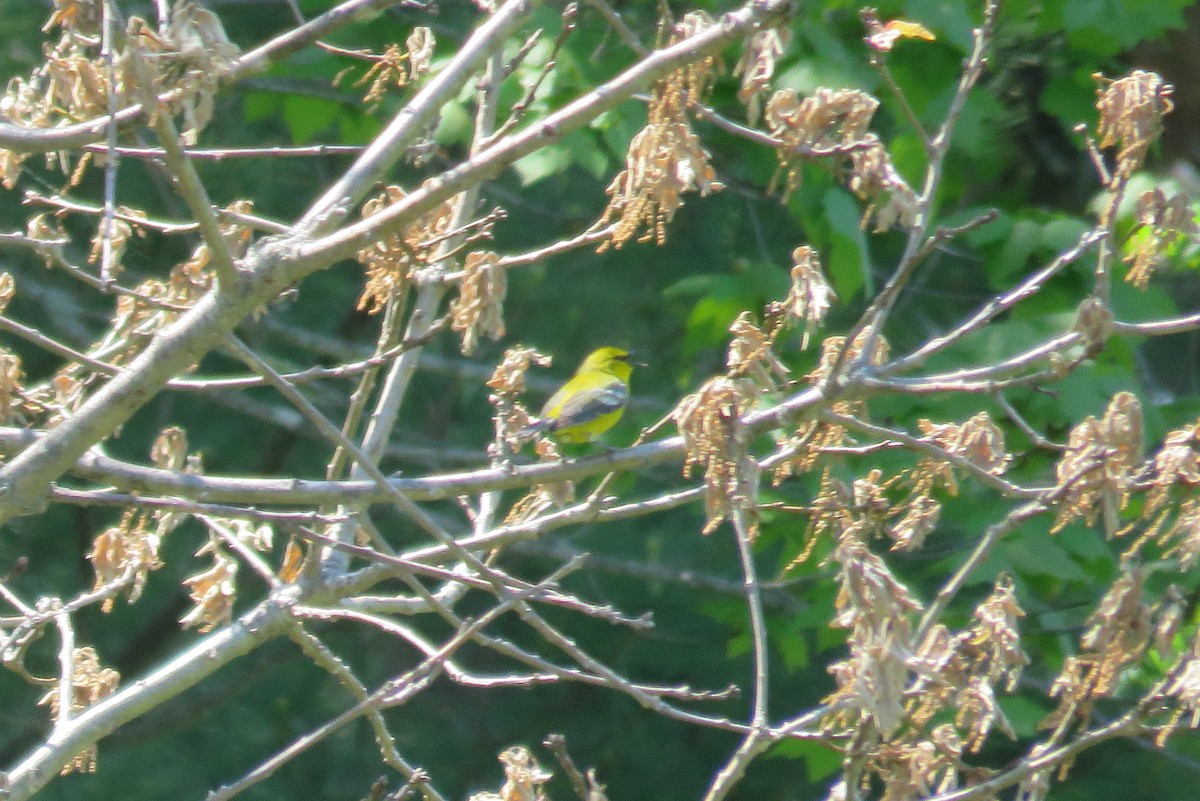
(1060, 0), (1190, 55)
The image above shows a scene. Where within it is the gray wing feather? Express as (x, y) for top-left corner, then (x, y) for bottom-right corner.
(545, 380), (628, 431)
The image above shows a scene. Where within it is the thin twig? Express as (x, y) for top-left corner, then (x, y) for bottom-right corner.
(914, 501), (1046, 643)
(913, 332), (1082, 384)
(126, 46), (239, 289)
(198, 515), (281, 588)
(849, 0), (1001, 373)
(486, 4), (580, 144)
(295, 523), (649, 627)
(286, 624), (445, 801)
(0, 314), (121, 377)
(1115, 310), (1200, 336)
(869, 49), (931, 150)
(994, 392), (1067, 451)
(99, 0), (120, 287)
(296, 0), (535, 233)
(49, 486), (346, 525)
(543, 734), (591, 801)
(702, 501), (774, 801)
(880, 229), (1106, 374)
(820, 409), (1041, 499)
(53, 608), (76, 729)
(206, 563), (572, 801)
(295, 605), (560, 689)
(84, 142), (366, 160)
(25, 189), (291, 235)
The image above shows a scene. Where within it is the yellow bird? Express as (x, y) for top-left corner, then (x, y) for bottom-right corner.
(521, 347), (638, 444)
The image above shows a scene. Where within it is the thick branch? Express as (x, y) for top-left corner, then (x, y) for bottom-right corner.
(0, 0), (795, 525)
(3, 593), (299, 800)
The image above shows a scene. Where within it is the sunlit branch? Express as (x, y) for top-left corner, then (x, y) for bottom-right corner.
(83, 142), (366, 160)
(849, 0), (1000, 370)
(1115, 310), (1200, 336)
(0, 0), (416, 155)
(204, 572), (550, 801)
(819, 410), (1042, 499)
(881, 229), (1106, 374)
(295, 0), (539, 233)
(702, 503), (774, 801)
(25, 189), (290, 235)
(293, 0), (796, 271)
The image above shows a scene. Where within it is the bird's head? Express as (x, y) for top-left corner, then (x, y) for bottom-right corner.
(577, 347), (639, 381)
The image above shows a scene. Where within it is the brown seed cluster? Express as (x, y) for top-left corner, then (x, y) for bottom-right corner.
(733, 27), (789, 124)
(916, 412), (1011, 495)
(674, 376), (758, 536)
(487, 345), (551, 455)
(786, 410), (1007, 558)
(503, 436), (576, 525)
(1043, 565), (1151, 735)
(1123, 188), (1197, 289)
(822, 570), (1027, 797)
(38, 645), (120, 775)
(1095, 70), (1174, 178)
(356, 184), (456, 314)
(1, 1), (240, 186)
(823, 523), (923, 737)
(1050, 391), (1143, 534)
(89, 509), (165, 613)
(763, 85), (919, 230)
(334, 27), (435, 111)
(179, 548), (238, 633)
(594, 12), (724, 252)
(450, 251), (507, 355)
(764, 87), (878, 199)
(783, 245), (837, 351)
(468, 745), (559, 801)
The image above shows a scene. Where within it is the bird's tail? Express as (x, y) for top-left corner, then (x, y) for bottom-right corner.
(516, 418), (552, 441)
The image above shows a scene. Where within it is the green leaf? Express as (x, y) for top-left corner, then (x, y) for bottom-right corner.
(999, 695), (1050, 737)
(566, 132), (610, 180)
(1040, 216), (1090, 253)
(1003, 528), (1089, 583)
(904, 0), (978, 52)
(773, 616), (811, 671)
(511, 144), (575, 186)
(949, 91), (1006, 160)
(1063, 0), (1189, 55)
(1041, 67), (1101, 130)
(1110, 278), (1179, 325)
(824, 187), (870, 299)
(781, 26), (874, 94)
(765, 738), (843, 780)
(889, 133), (927, 191)
(1054, 525), (1115, 572)
(591, 107), (645, 161)
(433, 100), (473, 148)
(242, 91), (281, 124)
(282, 96), (341, 145)
(338, 110), (380, 144)
(727, 629), (751, 659)
(682, 294), (745, 351)
(989, 218), (1041, 284)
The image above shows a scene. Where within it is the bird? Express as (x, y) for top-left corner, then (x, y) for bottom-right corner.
(520, 347), (638, 444)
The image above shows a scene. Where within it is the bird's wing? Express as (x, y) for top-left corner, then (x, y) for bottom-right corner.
(545, 378), (628, 431)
